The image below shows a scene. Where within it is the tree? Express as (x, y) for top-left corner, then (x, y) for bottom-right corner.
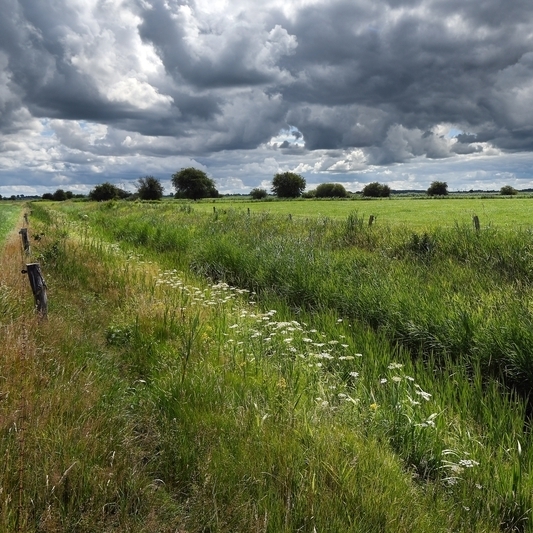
(427, 181), (448, 196)
(52, 189), (68, 201)
(137, 176), (164, 200)
(500, 185), (518, 196)
(250, 187), (268, 200)
(271, 172), (306, 198)
(42, 192), (54, 200)
(315, 183), (348, 198)
(362, 182), (391, 198)
(89, 182), (129, 201)
(171, 167), (219, 200)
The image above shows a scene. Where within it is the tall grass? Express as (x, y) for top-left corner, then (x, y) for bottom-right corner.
(71, 202), (533, 393)
(20, 200), (533, 530)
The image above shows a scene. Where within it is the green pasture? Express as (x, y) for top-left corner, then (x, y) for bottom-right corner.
(0, 203), (22, 245)
(189, 195), (533, 230)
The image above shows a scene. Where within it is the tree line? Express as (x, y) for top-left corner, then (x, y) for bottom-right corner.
(38, 169), (521, 202)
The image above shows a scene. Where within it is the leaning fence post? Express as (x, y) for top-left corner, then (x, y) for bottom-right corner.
(369, 215), (376, 226)
(19, 228), (30, 255)
(23, 263), (48, 317)
(472, 215), (480, 232)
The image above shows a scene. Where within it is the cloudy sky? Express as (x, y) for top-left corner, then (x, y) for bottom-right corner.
(2, 0), (533, 196)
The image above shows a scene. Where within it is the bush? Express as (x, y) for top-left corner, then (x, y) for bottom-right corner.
(500, 185), (518, 196)
(315, 183), (348, 198)
(362, 182), (391, 198)
(250, 188), (268, 200)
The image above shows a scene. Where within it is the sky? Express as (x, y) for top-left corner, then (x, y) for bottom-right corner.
(1, 0), (533, 196)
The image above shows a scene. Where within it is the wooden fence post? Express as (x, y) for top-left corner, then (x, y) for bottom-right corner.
(19, 228), (30, 255)
(369, 215), (375, 226)
(23, 263), (48, 317)
(472, 215), (480, 232)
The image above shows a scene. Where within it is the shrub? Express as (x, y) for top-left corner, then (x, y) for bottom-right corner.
(500, 185), (518, 196)
(250, 188), (268, 200)
(315, 183), (348, 198)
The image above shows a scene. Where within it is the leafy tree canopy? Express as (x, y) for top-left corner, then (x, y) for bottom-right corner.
(315, 182), (348, 198)
(362, 182), (391, 198)
(427, 181), (448, 196)
(52, 189), (67, 201)
(172, 167), (219, 200)
(89, 182), (130, 201)
(137, 175), (164, 200)
(271, 172), (306, 198)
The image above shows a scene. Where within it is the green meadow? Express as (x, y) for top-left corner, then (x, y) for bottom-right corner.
(2, 196), (533, 531)
(192, 195), (533, 230)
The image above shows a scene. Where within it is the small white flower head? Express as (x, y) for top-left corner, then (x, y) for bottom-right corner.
(380, 378), (388, 384)
(388, 362), (404, 370)
(349, 371), (359, 378)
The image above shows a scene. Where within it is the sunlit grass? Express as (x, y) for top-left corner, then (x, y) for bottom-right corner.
(187, 194), (533, 230)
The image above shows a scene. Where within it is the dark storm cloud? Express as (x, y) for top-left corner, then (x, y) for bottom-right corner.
(276, 0), (533, 155)
(2, 0), (533, 195)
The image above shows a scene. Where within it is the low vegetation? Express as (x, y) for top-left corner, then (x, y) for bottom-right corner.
(2, 198), (533, 531)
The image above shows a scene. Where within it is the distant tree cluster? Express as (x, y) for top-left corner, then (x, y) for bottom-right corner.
(42, 189), (75, 201)
(89, 182), (131, 201)
(362, 182), (391, 198)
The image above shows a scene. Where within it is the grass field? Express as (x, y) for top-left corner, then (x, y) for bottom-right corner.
(188, 195), (533, 230)
(2, 197), (533, 531)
